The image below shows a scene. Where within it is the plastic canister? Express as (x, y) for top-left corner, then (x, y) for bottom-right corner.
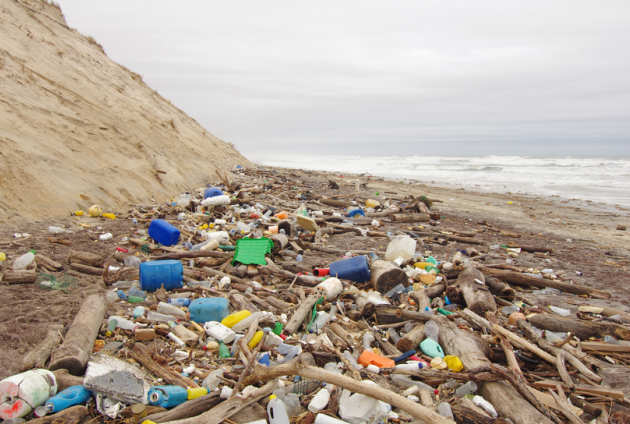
(329, 256), (370, 282)
(0, 369), (58, 420)
(203, 321), (236, 343)
(148, 219), (180, 246)
(148, 386), (188, 409)
(204, 187), (224, 199)
(140, 260), (183, 292)
(189, 297), (229, 323)
(385, 235), (416, 262)
(201, 195), (230, 208)
(316, 278), (343, 301)
(221, 310), (252, 328)
(43, 385), (91, 414)
(420, 338), (445, 358)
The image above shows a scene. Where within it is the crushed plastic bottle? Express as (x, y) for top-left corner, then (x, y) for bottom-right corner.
(12, 250), (35, 270)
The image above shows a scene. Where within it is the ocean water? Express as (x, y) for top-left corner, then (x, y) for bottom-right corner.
(252, 153), (630, 209)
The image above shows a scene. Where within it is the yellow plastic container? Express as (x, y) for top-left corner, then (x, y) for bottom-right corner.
(248, 330), (264, 349)
(221, 310), (252, 328)
(365, 199), (380, 208)
(102, 212), (116, 220)
(74, 210), (84, 216)
(187, 387), (208, 400)
(0, 252), (6, 262)
(88, 205), (103, 217)
(444, 355), (463, 372)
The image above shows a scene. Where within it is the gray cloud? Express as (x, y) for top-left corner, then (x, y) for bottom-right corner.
(58, 0), (630, 157)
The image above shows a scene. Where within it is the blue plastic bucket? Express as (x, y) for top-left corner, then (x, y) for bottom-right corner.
(148, 385), (188, 409)
(204, 187), (224, 199)
(148, 219), (180, 246)
(140, 260), (183, 292)
(189, 297), (229, 323)
(329, 255), (370, 282)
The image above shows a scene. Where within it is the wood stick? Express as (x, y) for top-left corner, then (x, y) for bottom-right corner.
(67, 262), (103, 275)
(243, 357), (455, 424)
(438, 317), (492, 372)
(548, 387), (584, 424)
(160, 381), (276, 424)
(478, 267), (610, 298)
(129, 343), (199, 388)
(24, 405), (88, 424)
(528, 313), (630, 340)
(484, 276), (515, 300)
(49, 293), (106, 375)
(457, 266), (496, 314)
(491, 322), (556, 364)
(580, 341), (630, 353)
(36, 253), (64, 271)
(143, 393), (221, 423)
(397, 324), (425, 352)
(481, 381), (554, 424)
(284, 294), (319, 334)
(52, 369), (84, 391)
(555, 351), (574, 389)
(67, 250), (104, 267)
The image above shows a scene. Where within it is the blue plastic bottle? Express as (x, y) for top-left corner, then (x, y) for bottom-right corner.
(189, 297), (229, 323)
(169, 297), (191, 307)
(204, 187), (224, 199)
(329, 255), (370, 282)
(148, 219), (180, 246)
(148, 385), (188, 409)
(140, 260), (183, 292)
(45, 386), (91, 413)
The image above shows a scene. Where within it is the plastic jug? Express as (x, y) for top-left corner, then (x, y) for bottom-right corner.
(189, 297), (229, 323)
(203, 321), (236, 343)
(140, 260), (183, 292)
(385, 235), (416, 262)
(221, 310), (252, 328)
(420, 338), (445, 358)
(202, 195), (230, 208)
(204, 187), (224, 199)
(148, 385), (188, 409)
(148, 219), (180, 246)
(329, 255), (370, 282)
(267, 395), (290, 424)
(41, 385), (91, 415)
(0, 369), (58, 420)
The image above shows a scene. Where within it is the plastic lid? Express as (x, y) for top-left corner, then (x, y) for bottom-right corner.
(268, 394), (277, 400)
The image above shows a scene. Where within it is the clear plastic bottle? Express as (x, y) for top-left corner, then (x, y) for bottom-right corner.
(454, 381), (478, 397)
(123, 256), (141, 268)
(472, 395), (497, 418)
(12, 251), (35, 270)
(424, 320), (440, 342)
(437, 402), (454, 419)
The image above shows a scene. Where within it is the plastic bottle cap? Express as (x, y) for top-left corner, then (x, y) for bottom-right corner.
(269, 394), (277, 401)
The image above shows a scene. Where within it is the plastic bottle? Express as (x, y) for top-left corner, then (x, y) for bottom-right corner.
(267, 395), (290, 424)
(424, 320), (440, 341)
(107, 315), (139, 331)
(276, 343), (301, 362)
(12, 250), (35, 270)
(167, 332), (186, 347)
(455, 381), (478, 397)
(38, 385), (91, 415)
(549, 305), (571, 317)
(124, 256), (141, 268)
(472, 395), (497, 418)
(187, 387), (208, 400)
(308, 388), (331, 413)
(437, 402), (454, 419)
(248, 330), (264, 349)
(311, 311), (331, 333)
(169, 297), (191, 307)
(202, 369), (224, 391)
(221, 310), (252, 328)
(201, 195), (230, 208)
(390, 374), (433, 392)
(232, 311), (274, 332)
(0, 369), (58, 420)
(157, 302), (187, 319)
(148, 386), (188, 408)
(385, 235), (416, 262)
(204, 321), (236, 343)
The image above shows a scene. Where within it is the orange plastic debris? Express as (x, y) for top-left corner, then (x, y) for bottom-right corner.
(358, 350), (395, 368)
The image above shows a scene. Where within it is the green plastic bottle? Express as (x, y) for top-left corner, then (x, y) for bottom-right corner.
(218, 341), (231, 358)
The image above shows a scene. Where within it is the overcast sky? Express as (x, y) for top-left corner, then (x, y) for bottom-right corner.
(58, 1), (630, 157)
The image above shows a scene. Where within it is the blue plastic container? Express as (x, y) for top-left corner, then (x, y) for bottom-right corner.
(45, 386), (91, 413)
(148, 385), (188, 409)
(204, 187), (224, 199)
(189, 297), (229, 323)
(148, 219), (180, 246)
(140, 260), (183, 292)
(329, 255), (370, 282)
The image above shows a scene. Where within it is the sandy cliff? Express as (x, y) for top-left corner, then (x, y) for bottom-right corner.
(0, 0), (250, 221)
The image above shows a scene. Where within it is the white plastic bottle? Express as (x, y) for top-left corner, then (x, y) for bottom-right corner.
(472, 395), (497, 418)
(12, 251), (35, 270)
(157, 302), (187, 319)
(308, 387), (331, 413)
(267, 394), (290, 424)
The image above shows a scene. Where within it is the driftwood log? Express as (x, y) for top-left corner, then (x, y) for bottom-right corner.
(1, 269), (37, 284)
(481, 382), (553, 424)
(67, 250), (104, 267)
(370, 260), (408, 293)
(21, 324), (63, 370)
(49, 293), (106, 375)
(396, 323), (425, 352)
(438, 317), (491, 373)
(456, 266), (496, 314)
(52, 369), (84, 391)
(284, 294), (320, 334)
(143, 393), (221, 423)
(390, 213), (430, 223)
(528, 313), (630, 341)
(484, 276), (515, 300)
